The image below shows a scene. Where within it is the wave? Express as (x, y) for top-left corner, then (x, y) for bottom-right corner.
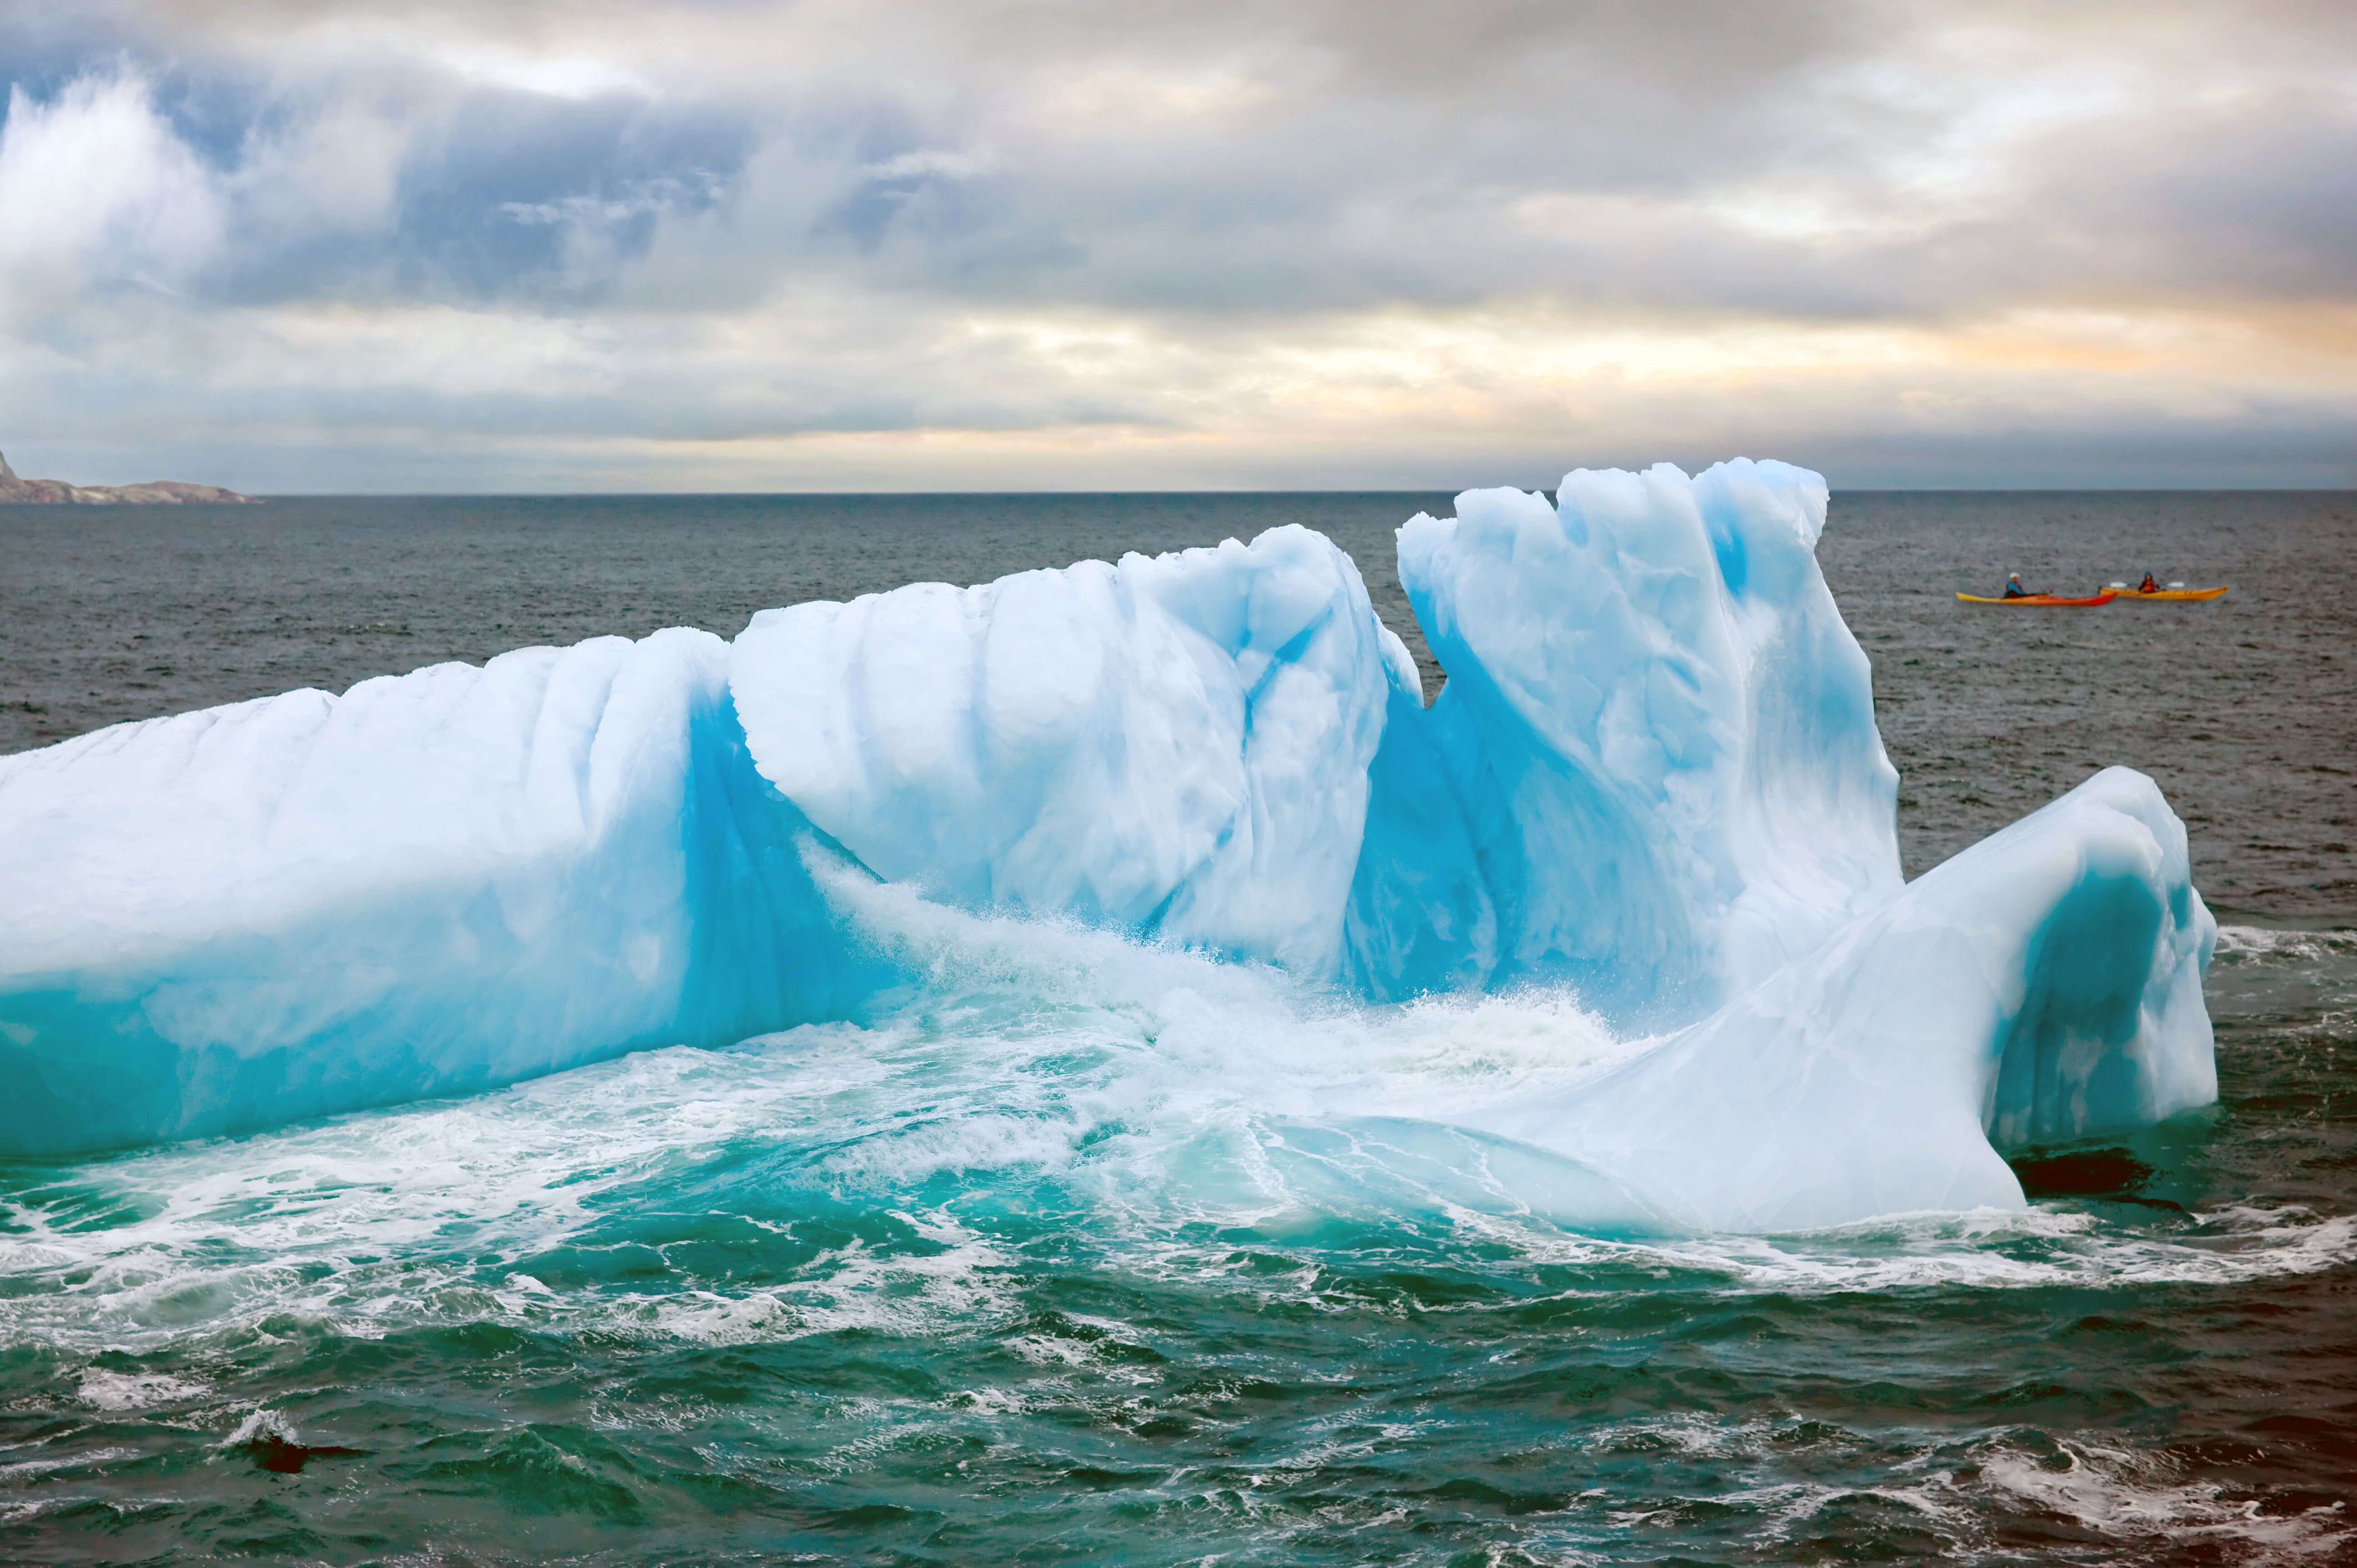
(0, 904), (2336, 1364)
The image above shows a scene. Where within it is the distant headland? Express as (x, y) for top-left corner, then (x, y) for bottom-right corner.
(0, 450), (260, 504)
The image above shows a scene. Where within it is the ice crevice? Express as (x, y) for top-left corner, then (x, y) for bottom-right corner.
(0, 459), (2217, 1232)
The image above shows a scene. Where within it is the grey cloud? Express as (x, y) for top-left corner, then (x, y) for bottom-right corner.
(32, 1), (2350, 321)
(2015, 91), (2357, 303)
(592, 2), (2352, 325)
(1, 0), (2352, 487)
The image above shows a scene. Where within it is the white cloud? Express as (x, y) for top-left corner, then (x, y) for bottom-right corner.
(861, 147), (997, 182)
(0, 1), (2352, 487)
(229, 100), (409, 239)
(0, 67), (224, 295)
(428, 42), (653, 100)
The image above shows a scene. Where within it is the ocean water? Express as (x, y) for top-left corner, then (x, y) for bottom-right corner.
(1, 491), (2352, 1565)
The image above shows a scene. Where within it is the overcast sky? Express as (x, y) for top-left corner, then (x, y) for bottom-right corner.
(1, 0), (2352, 491)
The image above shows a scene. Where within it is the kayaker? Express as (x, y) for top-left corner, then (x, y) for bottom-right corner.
(2139, 572), (2159, 593)
(2003, 573), (2031, 599)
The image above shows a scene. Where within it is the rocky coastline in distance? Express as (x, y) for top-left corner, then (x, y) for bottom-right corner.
(0, 449), (259, 504)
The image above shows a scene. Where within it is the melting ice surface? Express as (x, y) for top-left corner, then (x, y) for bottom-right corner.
(0, 460), (2217, 1232)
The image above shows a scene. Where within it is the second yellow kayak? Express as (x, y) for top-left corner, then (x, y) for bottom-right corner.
(2104, 584), (2232, 601)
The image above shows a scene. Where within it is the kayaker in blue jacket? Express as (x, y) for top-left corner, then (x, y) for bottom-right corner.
(2003, 573), (2030, 599)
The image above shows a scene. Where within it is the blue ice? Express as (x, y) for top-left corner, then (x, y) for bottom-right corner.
(0, 460), (2215, 1231)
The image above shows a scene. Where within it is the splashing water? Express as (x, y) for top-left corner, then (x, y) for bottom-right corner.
(2, 907), (2350, 1563)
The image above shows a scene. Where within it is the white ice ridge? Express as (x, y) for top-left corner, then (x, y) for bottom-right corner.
(1350, 462), (1902, 1019)
(729, 524), (1398, 979)
(1476, 767), (2217, 1231)
(0, 459), (2219, 1233)
(0, 633), (886, 1154)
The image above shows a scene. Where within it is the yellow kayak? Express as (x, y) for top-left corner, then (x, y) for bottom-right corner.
(2103, 584), (2232, 602)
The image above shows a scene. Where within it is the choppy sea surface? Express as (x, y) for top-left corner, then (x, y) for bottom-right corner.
(1, 491), (2352, 1566)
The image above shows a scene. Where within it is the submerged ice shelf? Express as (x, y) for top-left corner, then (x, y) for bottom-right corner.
(0, 460), (2216, 1231)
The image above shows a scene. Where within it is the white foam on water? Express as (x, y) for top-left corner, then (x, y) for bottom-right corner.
(655, 1214), (1021, 1348)
(1977, 1439), (2354, 1563)
(76, 1369), (210, 1411)
(0, 1441), (144, 1531)
(1617, 1205), (2357, 1295)
(1649, 1473), (1977, 1545)
(0, 895), (2347, 1364)
(2213, 925), (2357, 964)
(219, 1407), (301, 1449)
(0, 1444), (137, 1482)
(1561, 1417), (2354, 1564)
(1112, 1199), (2357, 1316)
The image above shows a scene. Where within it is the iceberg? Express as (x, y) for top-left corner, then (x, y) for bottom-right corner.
(0, 459), (2217, 1233)
(729, 524), (1399, 979)
(1350, 462), (1902, 1024)
(1476, 766), (2216, 1231)
(0, 633), (877, 1153)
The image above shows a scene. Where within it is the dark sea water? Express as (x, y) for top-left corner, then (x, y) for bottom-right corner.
(1, 491), (2352, 1565)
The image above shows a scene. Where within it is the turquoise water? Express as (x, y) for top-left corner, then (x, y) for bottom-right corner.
(2, 492), (2352, 1563)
